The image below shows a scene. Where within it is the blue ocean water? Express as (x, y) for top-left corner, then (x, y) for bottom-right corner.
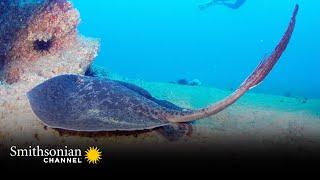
(72, 0), (319, 98)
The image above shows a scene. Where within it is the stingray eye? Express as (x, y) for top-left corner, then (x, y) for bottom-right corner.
(33, 39), (53, 52)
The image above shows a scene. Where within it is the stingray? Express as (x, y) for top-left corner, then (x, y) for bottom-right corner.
(27, 5), (299, 135)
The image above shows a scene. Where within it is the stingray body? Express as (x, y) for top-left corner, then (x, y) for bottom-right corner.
(27, 74), (188, 131)
(27, 4), (299, 133)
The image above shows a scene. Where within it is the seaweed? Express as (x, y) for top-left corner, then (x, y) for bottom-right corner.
(84, 64), (109, 79)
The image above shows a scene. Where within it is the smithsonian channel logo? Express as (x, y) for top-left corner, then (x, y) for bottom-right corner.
(10, 146), (102, 164)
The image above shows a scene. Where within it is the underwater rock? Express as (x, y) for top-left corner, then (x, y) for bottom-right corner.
(177, 78), (189, 85)
(189, 79), (202, 86)
(299, 96), (308, 104)
(174, 78), (202, 86)
(0, 0), (97, 84)
(283, 91), (292, 98)
(0, 0), (100, 147)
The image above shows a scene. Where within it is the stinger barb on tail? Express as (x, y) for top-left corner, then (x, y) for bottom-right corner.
(167, 4), (299, 123)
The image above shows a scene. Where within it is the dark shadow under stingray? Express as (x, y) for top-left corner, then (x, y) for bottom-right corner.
(53, 123), (193, 142)
(53, 127), (154, 139)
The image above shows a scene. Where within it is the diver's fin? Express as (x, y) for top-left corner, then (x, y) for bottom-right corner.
(198, 1), (215, 10)
(167, 4), (299, 123)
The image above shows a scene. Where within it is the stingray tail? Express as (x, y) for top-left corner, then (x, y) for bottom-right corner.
(168, 4), (299, 123)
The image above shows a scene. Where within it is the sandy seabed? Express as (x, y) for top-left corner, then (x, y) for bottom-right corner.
(1, 73), (320, 158)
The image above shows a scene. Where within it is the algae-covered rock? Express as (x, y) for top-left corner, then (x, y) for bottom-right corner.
(0, 0), (101, 149)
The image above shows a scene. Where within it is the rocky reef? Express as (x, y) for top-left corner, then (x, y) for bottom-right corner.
(0, 0), (102, 149)
(0, 0), (98, 84)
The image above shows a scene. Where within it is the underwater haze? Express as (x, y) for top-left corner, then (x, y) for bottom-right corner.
(73, 0), (319, 98)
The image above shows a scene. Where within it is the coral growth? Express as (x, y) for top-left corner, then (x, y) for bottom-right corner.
(0, 0), (98, 84)
(0, 0), (99, 148)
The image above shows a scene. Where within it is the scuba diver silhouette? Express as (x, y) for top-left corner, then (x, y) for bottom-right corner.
(198, 0), (246, 10)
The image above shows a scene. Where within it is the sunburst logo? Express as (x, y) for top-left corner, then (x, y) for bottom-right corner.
(84, 147), (102, 164)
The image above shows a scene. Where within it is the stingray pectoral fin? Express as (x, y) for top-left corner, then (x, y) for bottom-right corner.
(167, 4), (299, 123)
(27, 74), (169, 132)
(114, 80), (187, 111)
(114, 80), (153, 99)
